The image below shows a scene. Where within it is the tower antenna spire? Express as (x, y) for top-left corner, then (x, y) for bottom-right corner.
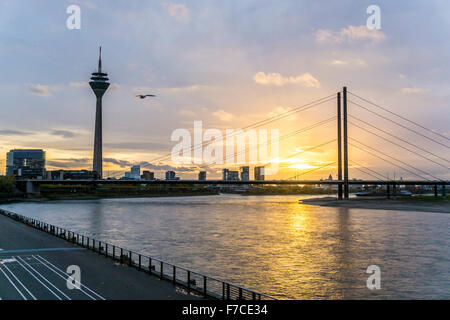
(98, 46), (102, 73)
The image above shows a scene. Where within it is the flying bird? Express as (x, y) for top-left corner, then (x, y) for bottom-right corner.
(136, 94), (156, 99)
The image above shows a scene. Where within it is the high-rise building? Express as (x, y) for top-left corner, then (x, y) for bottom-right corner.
(254, 166), (265, 181)
(165, 171), (177, 180)
(89, 47), (110, 179)
(198, 171), (207, 180)
(6, 149), (46, 179)
(240, 166), (250, 181)
(141, 171), (155, 180)
(222, 169), (229, 180)
(227, 171), (240, 181)
(131, 165), (140, 177)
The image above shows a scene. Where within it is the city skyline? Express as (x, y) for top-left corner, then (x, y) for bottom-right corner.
(0, 1), (449, 179)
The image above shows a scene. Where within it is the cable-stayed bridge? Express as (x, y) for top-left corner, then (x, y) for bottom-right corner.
(18, 87), (449, 198)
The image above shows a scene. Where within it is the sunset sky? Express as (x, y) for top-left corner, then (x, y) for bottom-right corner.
(0, 0), (449, 179)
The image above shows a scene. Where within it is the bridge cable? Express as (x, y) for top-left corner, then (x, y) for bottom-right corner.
(349, 139), (438, 181)
(349, 160), (389, 181)
(350, 138), (443, 181)
(349, 91), (450, 142)
(348, 120), (449, 170)
(348, 100), (450, 149)
(286, 161), (336, 181)
(199, 116), (336, 169)
(144, 94), (336, 165)
(348, 114), (449, 164)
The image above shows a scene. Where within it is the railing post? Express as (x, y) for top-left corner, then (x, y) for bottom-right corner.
(387, 184), (390, 199)
(149, 258), (152, 273)
(129, 252), (132, 266)
(173, 266), (176, 284)
(227, 284), (230, 300)
(120, 248), (123, 263)
(239, 288), (243, 300)
(187, 271), (191, 292)
(139, 254), (141, 270)
(222, 282), (225, 300)
(105, 243), (108, 257)
(93, 239), (96, 252)
(113, 246), (115, 260)
(160, 261), (163, 279)
(434, 184), (438, 198)
(203, 276), (207, 297)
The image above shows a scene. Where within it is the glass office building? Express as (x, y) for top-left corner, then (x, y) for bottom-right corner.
(6, 149), (46, 179)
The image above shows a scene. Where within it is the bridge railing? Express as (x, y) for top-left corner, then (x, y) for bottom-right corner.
(0, 209), (276, 301)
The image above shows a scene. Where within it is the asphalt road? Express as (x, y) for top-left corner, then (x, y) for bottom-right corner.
(0, 214), (200, 300)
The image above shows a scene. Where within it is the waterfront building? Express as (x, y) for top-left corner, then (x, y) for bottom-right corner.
(131, 165), (141, 177)
(141, 171), (155, 180)
(222, 169), (229, 180)
(123, 165), (141, 180)
(48, 170), (98, 180)
(227, 171), (240, 181)
(254, 166), (265, 181)
(240, 166), (250, 181)
(198, 171), (207, 180)
(6, 149), (46, 179)
(166, 171), (177, 180)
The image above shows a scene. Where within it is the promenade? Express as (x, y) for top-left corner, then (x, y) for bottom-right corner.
(0, 213), (199, 300)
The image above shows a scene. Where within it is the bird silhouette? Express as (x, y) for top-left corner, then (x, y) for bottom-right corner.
(136, 94), (156, 99)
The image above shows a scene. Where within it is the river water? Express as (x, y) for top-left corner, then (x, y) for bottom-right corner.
(1, 195), (449, 299)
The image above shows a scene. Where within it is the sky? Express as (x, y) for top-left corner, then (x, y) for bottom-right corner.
(0, 0), (449, 179)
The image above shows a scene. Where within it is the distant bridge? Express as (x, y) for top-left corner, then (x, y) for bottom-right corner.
(16, 178), (449, 199)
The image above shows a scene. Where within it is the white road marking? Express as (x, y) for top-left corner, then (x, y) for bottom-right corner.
(34, 255), (106, 300)
(31, 256), (97, 300)
(0, 265), (27, 300)
(14, 256), (64, 300)
(2, 263), (37, 300)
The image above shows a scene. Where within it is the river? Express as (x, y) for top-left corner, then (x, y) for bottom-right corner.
(1, 194), (449, 299)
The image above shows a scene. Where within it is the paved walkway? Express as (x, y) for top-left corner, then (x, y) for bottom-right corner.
(0, 214), (200, 300)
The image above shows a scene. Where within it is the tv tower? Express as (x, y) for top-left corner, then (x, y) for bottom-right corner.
(89, 46), (110, 179)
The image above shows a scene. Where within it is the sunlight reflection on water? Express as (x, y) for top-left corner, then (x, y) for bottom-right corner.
(2, 194), (449, 299)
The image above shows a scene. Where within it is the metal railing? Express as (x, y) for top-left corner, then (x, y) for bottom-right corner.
(0, 209), (276, 300)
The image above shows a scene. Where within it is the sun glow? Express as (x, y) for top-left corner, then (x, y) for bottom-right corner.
(288, 163), (317, 170)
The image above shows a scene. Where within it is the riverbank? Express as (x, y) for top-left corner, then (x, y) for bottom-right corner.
(0, 212), (200, 300)
(0, 192), (217, 204)
(301, 196), (450, 213)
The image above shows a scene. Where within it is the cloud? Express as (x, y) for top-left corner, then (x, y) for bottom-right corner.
(163, 3), (190, 20)
(0, 129), (32, 136)
(27, 84), (52, 97)
(47, 158), (90, 168)
(400, 87), (430, 94)
(254, 72), (320, 88)
(316, 25), (386, 43)
(179, 109), (196, 117)
(104, 142), (171, 151)
(213, 109), (234, 122)
(69, 81), (89, 88)
(51, 130), (76, 138)
(103, 158), (193, 172)
(330, 58), (366, 67)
